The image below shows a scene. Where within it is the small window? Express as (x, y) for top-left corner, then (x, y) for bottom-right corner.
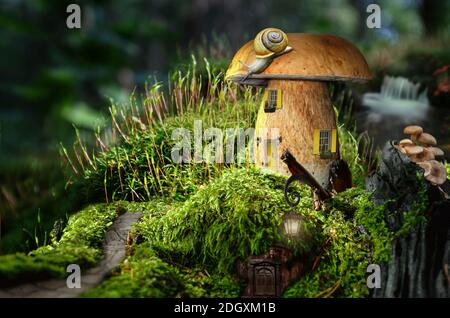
(319, 129), (331, 153)
(263, 89), (282, 113)
(314, 128), (337, 159)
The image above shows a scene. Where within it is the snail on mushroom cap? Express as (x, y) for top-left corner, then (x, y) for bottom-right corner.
(240, 28), (293, 79)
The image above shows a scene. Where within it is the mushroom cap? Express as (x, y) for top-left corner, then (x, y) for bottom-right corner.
(417, 161), (432, 177)
(422, 160), (447, 185)
(225, 33), (372, 84)
(417, 132), (437, 146)
(403, 125), (423, 135)
(403, 144), (424, 155)
(397, 139), (415, 154)
(399, 139), (414, 146)
(428, 146), (444, 157)
(409, 147), (435, 162)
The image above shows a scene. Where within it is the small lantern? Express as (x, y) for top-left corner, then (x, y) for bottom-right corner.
(282, 211), (302, 239)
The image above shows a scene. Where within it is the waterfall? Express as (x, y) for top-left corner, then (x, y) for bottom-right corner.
(362, 76), (429, 121)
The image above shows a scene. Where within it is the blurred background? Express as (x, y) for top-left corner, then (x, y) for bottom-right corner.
(0, 0), (449, 254)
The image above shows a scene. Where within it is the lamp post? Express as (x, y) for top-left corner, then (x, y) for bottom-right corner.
(282, 211), (302, 240)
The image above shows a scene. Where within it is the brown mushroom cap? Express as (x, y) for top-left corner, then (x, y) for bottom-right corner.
(428, 146), (444, 157)
(422, 160), (447, 185)
(417, 161), (432, 177)
(417, 132), (437, 146)
(399, 139), (414, 146)
(397, 139), (416, 154)
(225, 33), (372, 84)
(403, 125), (423, 136)
(403, 145), (424, 155)
(409, 147), (435, 162)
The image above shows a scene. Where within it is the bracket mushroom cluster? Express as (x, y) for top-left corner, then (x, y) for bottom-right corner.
(396, 125), (447, 185)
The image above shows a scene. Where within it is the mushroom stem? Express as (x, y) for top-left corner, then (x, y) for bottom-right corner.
(254, 80), (338, 188)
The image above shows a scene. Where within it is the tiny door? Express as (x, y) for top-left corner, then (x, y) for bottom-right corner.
(254, 266), (276, 296)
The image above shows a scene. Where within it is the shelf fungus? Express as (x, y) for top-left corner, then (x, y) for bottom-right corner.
(226, 28), (371, 207)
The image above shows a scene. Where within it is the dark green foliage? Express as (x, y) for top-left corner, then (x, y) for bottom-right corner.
(327, 187), (393, 263)
(0, 203), (118, 286)
(0, 246), (99, 287)
(0, 159), (86, 254)
(353, 194), (392, 263)
(0, 167), (429, 296)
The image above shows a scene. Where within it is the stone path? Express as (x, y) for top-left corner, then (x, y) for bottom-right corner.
(0, 212), (143, 298)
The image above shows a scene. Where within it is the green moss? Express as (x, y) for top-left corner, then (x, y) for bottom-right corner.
(394, 174), (429, 238)
(82, 244), (184, 298)
(283, 177), (432, 298)
(134, 168), (320, 274)
(0, 167), (427, 296)
(86, 169), (320, 297)
(82, 243), (242, 298)
(82, 170), (401, 298)
(353, 193), (392, 263)
(284, 188), (393, 298)
(0, 203), (119, 286)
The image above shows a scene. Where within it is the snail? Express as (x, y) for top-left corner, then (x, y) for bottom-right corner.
(240, 28), (293, 80)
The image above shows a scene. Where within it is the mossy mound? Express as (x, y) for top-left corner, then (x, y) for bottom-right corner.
(135, 168), (320, 273)
(1, 166), (425, 297)
(84, 168), (401, 298)
(86, 168), (321, 297)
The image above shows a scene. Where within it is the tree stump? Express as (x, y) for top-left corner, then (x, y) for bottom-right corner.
(366, 142), (449, 297)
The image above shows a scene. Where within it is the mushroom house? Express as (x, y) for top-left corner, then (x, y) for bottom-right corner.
(226, 28), (372, 191)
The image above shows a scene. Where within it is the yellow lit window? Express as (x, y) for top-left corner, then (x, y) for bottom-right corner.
(263, 89), (282, 113)
(313, 128), (337, 158)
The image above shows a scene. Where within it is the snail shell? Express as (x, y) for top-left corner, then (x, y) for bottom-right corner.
(254, 28), (289, 58)
(239, 27), (292, 80)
